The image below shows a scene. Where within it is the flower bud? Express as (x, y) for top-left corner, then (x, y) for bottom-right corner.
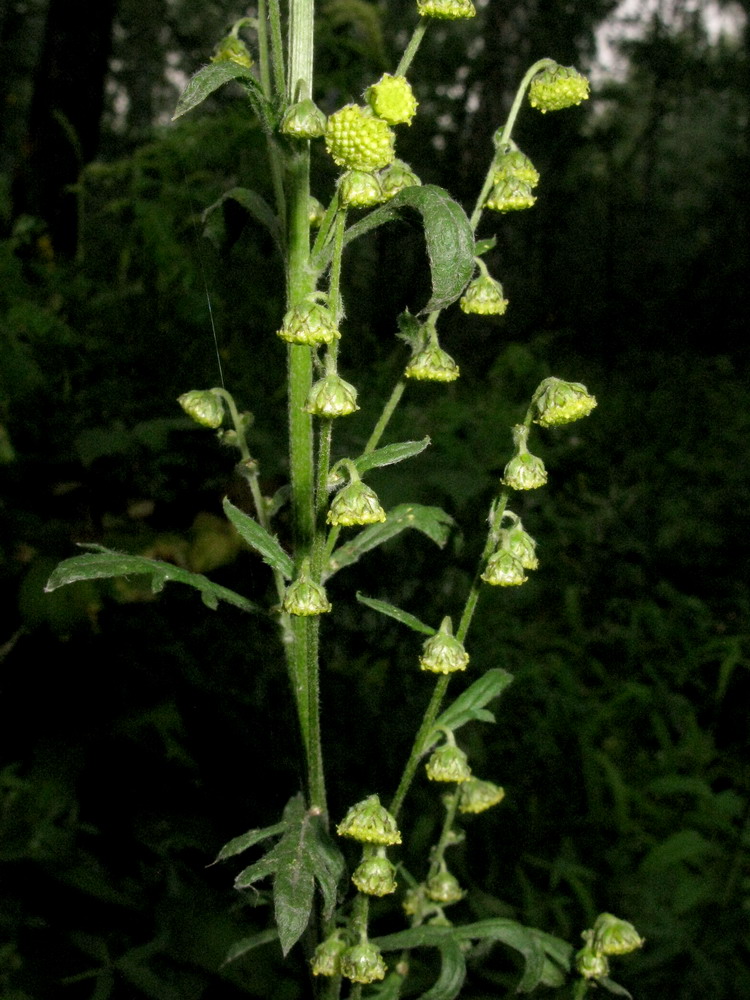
(304, 374), (359, 418)
(533, 376), (597, 427)
(402, 886), (427, 917)
(417, 0), (476, 19)
(308, 197), (326, 228)
(325, 105), (396, 172)
(505, 524), (538, 570)
(485, 178), (536, 212)
(328, 480), (386, 527)
(379, 159), (422, 200)
(283, 565), (332, 617)
(337, 794), (402, 846)
(575, 945), (610, 980)
(211, 35), (253, 69)
(425, 744), (472, 783)
(178, 389), (224, 428)
(351, 855), (398, 896)
(419, 618), (469, 674)
(366, 74), (418, 125)
(492, 149), (540, 188)
(340, 940), (387, 984)
(280, 98), (327, 139)
(425, 871), (464, 905)
(311, 933), (347, 977)
(404, 343), (459, 382)
(277, 298), (340, 346)
(529, 64), (590, 113)
(591, 913), (645, 956)
(502, 426), (547, 490)
(480, 549), (527, 587)
(338, 169), (384, 208)
(458, 777), (506, 814)
(460, 274), (508, 316)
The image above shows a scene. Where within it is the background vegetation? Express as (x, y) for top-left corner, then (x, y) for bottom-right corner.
(1, 1), (749, 998)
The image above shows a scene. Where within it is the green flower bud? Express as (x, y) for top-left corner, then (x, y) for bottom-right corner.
(505, 524), (538, 570)
(283, 565), (332, 617)
(492, 149), (540, 188)
(178, 389), (224, 428)
(340, 940), (387, 984)
(311, 932), (347, 977)
(481, 549), (527, 587)
(417, 0), (476, 19)
(402, 886), (427, 917)
(425, 871), (464, 905)
(308, 197), (326, 228)
(485, 178), (536, 212)
(502, 425), (547, 490)
(379, 159), (422, 199)
(338, 169), (384, 208)
(366, 74), (418, 125)
(460, 274), (508, 316)
(458, 777), (506, 814)
(325, 105), (396, 172)
(352, 855), (398, 896)
(277, 297), (340, 346)
(575, 945), (610, 980)
(280, 98), (327, 139)
(304, 374), (359, 418)
(591, 913), (645, 956)
(529, 64), (590, 113)
(419, 617), (469, 674)
(533, 376), (597, 427)
(425, 744), (472, 783)
(328, 480), (386, 527)
(211, 35), (253, 69)
(337, 794), (402, 846)
(405, 343), (460, 382)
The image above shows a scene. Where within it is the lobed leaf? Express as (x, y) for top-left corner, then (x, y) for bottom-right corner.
(222, 498), (294, 579)
(212, 821), (287, 864)
(431, 668), (514, 739)
(356, 593), (435, 636)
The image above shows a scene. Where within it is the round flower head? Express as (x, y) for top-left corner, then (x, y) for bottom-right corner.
(366, 74), (418, 125)
(405, 343), (459, 382)
(458, 777), (506, 814)
(351, 855), (398, 896)
(419, 617), (469, 674)
(485, 178), (536, 213)
(178, 389), (224, 428)
(278, 298), (340, 346)
(280, 98), (327, 139)
(328, 480), (386, 527)
(340, 940), (387, 984)
(211, 34), (253, 69)
(305, 374), (359, 418)
(417, 0), (476, 19)
(337, 794), (402, 846)
(311, 933), (347, 977)
(481, 549), (527, 587)
(460, 274), (508, 316)
(379, 159), (421, 200)
(492, 149), (540, 188)
(425, 871), (464, 905)
(529, 64), (590, 113)
(533, 376), (597, 427)
(338, 169), (384, 208)
(505, 524), (539, 571)
(425, 743), (472, 783)
(590, 913), (645, 956)
(325, 105), (395, 172)
(502, 451), (547, 490)
(283, 570), (332, 616)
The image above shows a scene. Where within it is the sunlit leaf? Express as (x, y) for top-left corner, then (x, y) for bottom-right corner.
(173, 61), (261, 119)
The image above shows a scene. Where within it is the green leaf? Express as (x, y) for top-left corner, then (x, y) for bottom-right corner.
(204, 187), (284, 255)
(222, 498), (294, 579)
(326, 504), (454, 579)
(307, 819), (346, 921)
(212, 821), (287, 864)
(173, 61), (261, 120)
(369, 972), (406, 1000)
(234, 840), (285, 888)
(474, 236), (497, 256)
(419, 937), (466, 1000)
(316, 186), (474, 312)
(356, 593), (435, 636)
(599, 978), (634, 999)
(328, 438), (431, 488)
(44, 545), (261, 614)
(221, 928), (280, 966)
(431, 669), (514, 738)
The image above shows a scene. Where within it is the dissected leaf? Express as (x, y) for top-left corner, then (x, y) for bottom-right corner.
(173, 61), (260, 120)
(222, 498), (294, 579)
(356, 593), (435, 636)
(328, 438), (431, 488)
(212, 821), (287, 864)
(431, 669), (514, 739)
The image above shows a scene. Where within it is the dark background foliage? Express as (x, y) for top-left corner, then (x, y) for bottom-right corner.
(1, 1), (749, 998)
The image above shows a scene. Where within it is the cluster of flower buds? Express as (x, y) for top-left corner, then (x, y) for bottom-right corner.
(417, 0), (476, 18)
(280, 97), (327, 139)
(337, 794), (402, 846)
(419, 617), (469, 674)
(277, 294), (340, 346)
(460, 271), (508, 315)
(327, 468), (386, 527)
(529, 63), (590, 113)
(485, 146), (540, 213)
(481, 510), (539, 588)
(211, 30), (253, 68)
(575, 913), (644, 982)
(502, 424), (547, 491)
(533, 376), (597, 426)
(178, 388), (225, 429)
(425, 741), (472, 783)
(365, 74), (418, 125)
(283, 560), (331, 616)
(304, 373), (359, 418)
(311, 931), (387, 984)
(458, 777), (505, 813)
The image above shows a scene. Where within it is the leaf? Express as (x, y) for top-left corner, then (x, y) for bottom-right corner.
(431, 669), (514, 738)
(173, 61), (261, 120)
(419, 937), (466, 1000)
(474, 236), (497, 256)
(326, 504), (454, 579)
(221, 928), (279, 966)
(315, 186), (474, 312)
(328, 438), (431, 488)
(44, 545), (261, 614)
(204, 187), (284, 255)
(356, 593), (435, 636)
(369, 972), (406, 1000)
(222, 498), (294, 579)
(212, 821), (287, 864)
(599, 978), (634, 999)
(234, 840), (285, 888)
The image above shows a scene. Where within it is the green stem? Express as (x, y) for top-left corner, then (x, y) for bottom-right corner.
(390, 675), (450, 819)
(395, 19), (430, 77)
(429, 791), (459, 877)
(268, 0), (286, 99)
(363, 379), (406, 454)
(256, 0), (272, 100)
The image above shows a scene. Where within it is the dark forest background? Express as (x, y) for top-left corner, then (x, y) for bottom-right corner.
(1, 1), (749, 998)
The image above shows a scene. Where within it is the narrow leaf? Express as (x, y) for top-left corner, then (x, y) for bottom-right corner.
(221, 928), (279, 966)
(357, 594), (435, 636)
(204, 187), (284, 255)
(309, 818), (346, 920)
(223, 498), (294, 579)
(328, 438), (431, 488)
(234, 840), (284, 888)
(419, 938), (466, 1000)
(599, 978), (634, 999)
(173, 61), (260, 120)
(369, 972), (406, 1000)
(212, 821), (287, 864)
(432, 669), (514, 736)
(474, 236), (497, 256)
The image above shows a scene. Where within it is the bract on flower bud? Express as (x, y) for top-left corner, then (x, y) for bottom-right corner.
(379, 159), (422, 199)
(458, 777), (506, 814)
(529, 64), (590, 113)
(575, 945), (610, 980)
(492, 150), (540, 188)
(460, 274), (509, 315)
(505, 525), (539, 570)
(283, 567), (332, 617)
(425, 744), (472, 783)
(485, 178), (536, 212)
(366, 74), (418, 125)
(338, 169), (384, 208)
(328, 480), (386, 527)
(340, 941), (387, 984)
(481, 549), (527, 587)
(591, 913), (645, 956)
(425, 871), (464, 905)
(337, 795), (402, 846)
(280, 98), (327, 139)
(533, 376), (597, 427)
(417, 0), (476, 19)
(178, 389), (224, 428)
(325, 105), (396, 172)
(277, 298), (340, 346)
(211, 35), (253, 68)
(311, 933), (347, 977)
(352, 855), (398, 896)
(419, 618), (469, 674)
(305, 374), (359, 418)
(405, 343), (459, 382)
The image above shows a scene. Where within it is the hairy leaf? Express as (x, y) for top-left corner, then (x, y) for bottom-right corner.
(212, 821), (287, 864)
(173, 61), (262, 120)
(356, 594), (435, 636)
(431, 669), (514, 739)
(328, 438), (431, 489)
(223, 498), (294, 579)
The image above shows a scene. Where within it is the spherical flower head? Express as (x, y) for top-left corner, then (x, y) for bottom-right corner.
(280, 98), (327, 139)
(278, 298), (340, 346)
(590, 913), (645, 956)
(485, 178), (536, 213)
(533, 376), (597, 427)
(417, 0), (476, 19)
(575, 945), (610, 980)
(337, 794), (402, 846)
(460, 274), (508, 316)
(283, 571), (332, 617)
(481, 549), (527, 587)
(529, 64), (590, 113)
(340, 941), (387, 984)
(419, 619), (469, 674)
(425, 744), (472, 783)
(425, 871), (464, 905)
(351, 855), (398, 896)
(178, 389), (224, 428)
(328, 480), (386, 527)
(379, 159), (422, 200)
(493, 150), (540, 188)
(311, 933), (347, 977)
(502, 451), (547, 490)
(211, 35), (253, 69)
(405, 343), (459, 382)
(304, 374), (359, 418)
(366, 74), (418, 125)
(325, 105), (395, 172)
(505, 525), (538, 570)
(458, 777), (506, 814)
(338, 169), (384, 208)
